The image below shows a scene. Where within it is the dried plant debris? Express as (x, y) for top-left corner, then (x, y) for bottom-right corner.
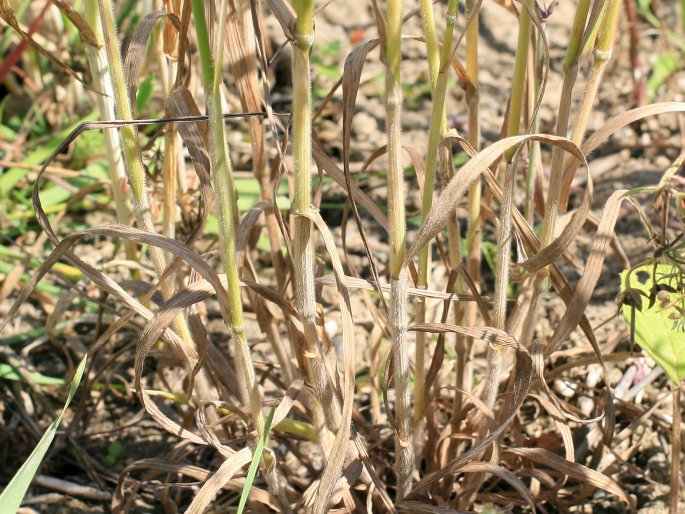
(2, 1), (685, 513)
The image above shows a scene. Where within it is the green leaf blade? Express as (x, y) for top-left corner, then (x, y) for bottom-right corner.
(0, 355), (87, 513)
(620, 264), (685, 384)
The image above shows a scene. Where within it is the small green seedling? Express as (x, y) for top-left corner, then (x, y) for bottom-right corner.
(104, 441), (124, 469)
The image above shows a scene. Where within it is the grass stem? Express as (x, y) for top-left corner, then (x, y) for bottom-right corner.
(670, 383), (682, 514)
(96, 0), (200, 369)
(562, 0), (621, 204)
(84, 2), (135, 262)
(291, 0), (342, 437)
(461, 0), (481, 413)
(415, 0), (459, 454)
(190, 0), (288, 508)
(484, 0), (534, 412)
(385, 0), (414, 497)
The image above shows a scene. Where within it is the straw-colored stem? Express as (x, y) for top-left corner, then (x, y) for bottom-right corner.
(190, 2), (289, 509)
(84, 3), (135, 262)
(670, 383), (682, 514)
(290, 1), (342, 436)
(385, 0), (414, 498)
(482, 0), (533, 412)
(458, 0), (481, 423)
(415, 0), (459, 451)
(96, 0), (200, 366)
(162, 129), (178, 245)
(567, 0), (621, 157)
(241, 0), (292, 382)
(154, 5), (179, 250)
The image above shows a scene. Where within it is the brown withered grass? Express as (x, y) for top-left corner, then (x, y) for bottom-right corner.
(2, 0), (685, 512)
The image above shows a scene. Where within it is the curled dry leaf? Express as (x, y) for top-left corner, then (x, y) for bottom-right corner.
(504, 447), (635, 511)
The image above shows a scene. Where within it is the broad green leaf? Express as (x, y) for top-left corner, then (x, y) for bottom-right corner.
(0, 355), (87, 513)
(237, 406), (276, 514)
(620, 263), (685, 384)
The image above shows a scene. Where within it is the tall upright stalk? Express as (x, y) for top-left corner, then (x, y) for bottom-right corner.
(84, 2), (135, 263)
(519, 0), (591, 353)
(190, 0), (288, 509)
(385, 0), (414, 498)
(96, 0), (199, 367)
(566, 0), (621, 170)
(290, 0), (341, 435)
(415, 0), (459, 452)
(452, 0), (481, 438)
(415, 5), (441, 453)
(557, 1), (622, 211)
(190, 0), (258, 421)
(538, 0), (590, 252)
(483, 0), (534, 412)
(227, 0), (294, 382)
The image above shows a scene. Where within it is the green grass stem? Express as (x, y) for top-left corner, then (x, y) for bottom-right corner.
(291, 0), (342, 440)
(190, 0), (288, 508)
(539, 0), (590, 255)
(190, 0), (259, 427)
(569, 0), (621, 151)
(523, 0), (592, 356)
(84, 1), (136, 263)
(415, 0), (459, 454)
(504, 0), (533, 161)
(96, 0), (204, 374)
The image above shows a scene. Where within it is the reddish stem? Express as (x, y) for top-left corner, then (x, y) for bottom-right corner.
(0, 1), (51, 82)
(624, 0), (645, 105)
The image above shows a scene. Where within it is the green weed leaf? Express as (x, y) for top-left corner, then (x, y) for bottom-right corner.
(136, 74), (155, 113)
(0, 364), (65, 386)
(236, 406), (276, 514)
(0, 355), (87, 513)
(620, 264), (685, 384)
(646, 52), (679, 102)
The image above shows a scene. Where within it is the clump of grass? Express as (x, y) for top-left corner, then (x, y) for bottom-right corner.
(3, 0), (685, 512)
